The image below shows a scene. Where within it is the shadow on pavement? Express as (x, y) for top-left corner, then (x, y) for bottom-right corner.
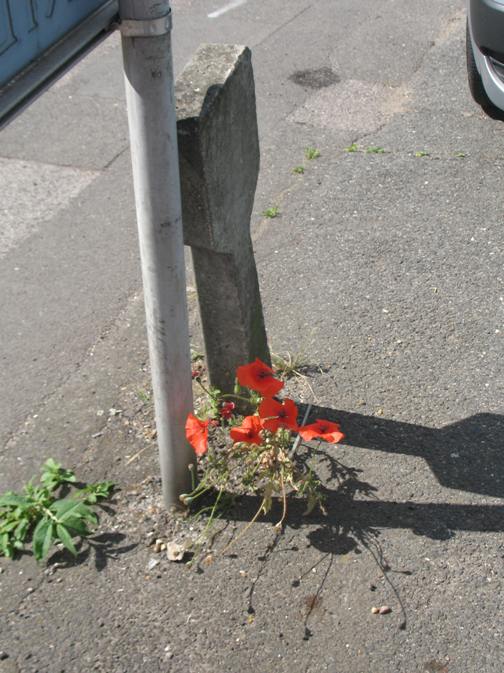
(49, 532), (137, 571)
(302, 405), (504, 499)
(233, 455), (410, 635)
(226, 405), (504, 635)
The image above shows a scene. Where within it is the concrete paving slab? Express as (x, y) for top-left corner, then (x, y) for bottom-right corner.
(0, 158), (98, 256)
(0, 151), (139, 451)
(50, 33), (125, 102)
(288, 79), (410, 134)
(0, 89), (129, 171)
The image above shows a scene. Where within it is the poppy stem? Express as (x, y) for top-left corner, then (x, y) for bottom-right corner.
(194, 378), (214, 398)
(202, 488), (223, 538)
(275, 470), (288, 530)
(221, 496), (266, 555)
(220, 393), (253, 404)
(184, 481), (211, 504)
(289, 402), (312, 459)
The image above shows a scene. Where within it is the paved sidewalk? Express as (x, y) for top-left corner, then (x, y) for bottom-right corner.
(3, 1), (504, 672)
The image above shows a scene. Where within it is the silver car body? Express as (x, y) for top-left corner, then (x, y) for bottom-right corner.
(468, 18), (504, 109)
(468, 0), (504, 110)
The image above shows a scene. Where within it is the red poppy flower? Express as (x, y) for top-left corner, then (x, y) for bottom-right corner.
(298, 419), (345, 444)
(230, 415), (263, 445)
(185, 413), (210, 456)
(258, 397), (298, 432)
(220, 401), (236, 420)
(236, 358), (284, 397)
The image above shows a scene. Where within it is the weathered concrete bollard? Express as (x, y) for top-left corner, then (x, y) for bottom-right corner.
(176, 44), (270, 393)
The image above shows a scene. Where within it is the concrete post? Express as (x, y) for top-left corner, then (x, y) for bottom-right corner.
(119, 0), (194, 507)
(175, 44), (270, 394)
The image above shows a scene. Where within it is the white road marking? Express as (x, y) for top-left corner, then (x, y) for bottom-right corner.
(208, 0), (247, 19)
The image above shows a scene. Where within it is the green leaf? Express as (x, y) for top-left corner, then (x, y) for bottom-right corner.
(50, 499), (84, 519)
(41, 522), (55, 559)
(40, 460), (76, 491)
(50, 499), (97, 526)
(304, 147), (320, 160)
(56, 524), (77, 556)
(75, 505), (97, 526)
(0, 532), (13, 558)
(22, 481), (50, 505)
(14, 519), (29, 542)
(344, 143), (359, 153)
(32, 517), (50, 560)
(83, 493), (97, 504)
(82, 481), (115, 503)
(62, 517), (90, 537)
(0, 493), (28, 509)
(1, 519), (20, 533)
(42, 458), (59, 471)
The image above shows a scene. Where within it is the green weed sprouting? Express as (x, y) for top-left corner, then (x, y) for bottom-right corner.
(0, 459), (114, 561)
(263, 206), (280, 219)
(305, 147), (321, 160)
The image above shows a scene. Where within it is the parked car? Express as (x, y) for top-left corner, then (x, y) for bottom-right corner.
(466, 0), (504, 114)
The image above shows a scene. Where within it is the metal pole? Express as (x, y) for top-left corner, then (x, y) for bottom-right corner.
(118, 0), (194, 506)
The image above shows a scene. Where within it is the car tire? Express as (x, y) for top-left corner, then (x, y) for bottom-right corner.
(466, 19), (495, 110)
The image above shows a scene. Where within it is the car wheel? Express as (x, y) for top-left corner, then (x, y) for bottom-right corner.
(466, 19), (495, 110)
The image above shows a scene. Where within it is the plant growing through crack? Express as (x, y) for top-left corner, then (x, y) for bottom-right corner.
(305, 147), (321, 160)
(263, 206), (280, 219)
(182, 359), (344, 549)
(0, 459), (114, 561)
(272, 351), (312, 380)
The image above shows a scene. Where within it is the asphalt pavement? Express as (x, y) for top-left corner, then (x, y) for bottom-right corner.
(2, 0), (504, 671)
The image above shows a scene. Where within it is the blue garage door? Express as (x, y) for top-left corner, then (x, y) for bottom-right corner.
(0, 0), (114, 87)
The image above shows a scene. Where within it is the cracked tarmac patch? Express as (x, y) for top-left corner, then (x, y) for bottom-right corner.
(289, 66), (340, 89)
(288, 79), (411, 134)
